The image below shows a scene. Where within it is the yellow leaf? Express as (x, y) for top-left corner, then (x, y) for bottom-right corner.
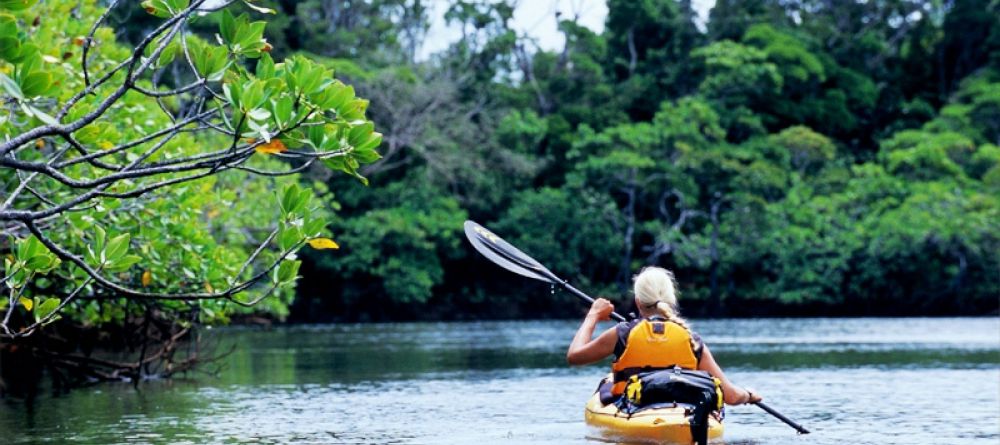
(254, 139), (287, 155)
(19, 297), (33, 311)
(98, 140), (114, 150)
(307, 238), (339, 250)
(204, 281), (214, 293)
(142, 270), (152, 287)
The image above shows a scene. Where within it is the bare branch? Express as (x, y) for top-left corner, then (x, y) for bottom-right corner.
(0, 0), (207, 157)
(132, 79), (208, 98)
(22, 219), (297, 302)
(81, 0), (123, 87)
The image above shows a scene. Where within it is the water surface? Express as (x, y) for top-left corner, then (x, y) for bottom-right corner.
(2, 317), (998, 444)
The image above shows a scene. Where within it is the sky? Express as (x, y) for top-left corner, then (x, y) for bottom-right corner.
(418, 0), (717, 60)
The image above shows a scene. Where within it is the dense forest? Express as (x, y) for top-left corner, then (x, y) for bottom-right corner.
(4, 0), (1000, 342)
(0, 0), (997, 396)
(150, 0), (1000, 321)
(255, 0), (999, 320)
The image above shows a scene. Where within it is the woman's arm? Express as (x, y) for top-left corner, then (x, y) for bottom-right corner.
(566, 298), (618, 365)
(698, 344), (763, 405)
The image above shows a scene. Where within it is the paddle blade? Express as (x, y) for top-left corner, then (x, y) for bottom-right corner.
(463, 220), (556, 283)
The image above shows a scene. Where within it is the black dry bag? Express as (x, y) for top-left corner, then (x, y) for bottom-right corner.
(618, 367), (723, 445)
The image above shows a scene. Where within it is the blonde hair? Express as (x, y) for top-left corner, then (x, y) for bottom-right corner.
(633, 267), (690, 330)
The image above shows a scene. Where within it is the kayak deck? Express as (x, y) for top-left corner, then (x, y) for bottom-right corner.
(584, 392), (724, 444)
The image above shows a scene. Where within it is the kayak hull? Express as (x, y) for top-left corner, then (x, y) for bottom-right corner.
(584, 392), (724, 444)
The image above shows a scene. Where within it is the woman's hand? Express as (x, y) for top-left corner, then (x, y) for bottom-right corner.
(743, 387), (763, 404)
(587, 298), (615, 321)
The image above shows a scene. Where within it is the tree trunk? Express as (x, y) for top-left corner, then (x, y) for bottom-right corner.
(617, 173), (638, 293)
(708, 195), (725, 316)
(627, 27), (638, 76)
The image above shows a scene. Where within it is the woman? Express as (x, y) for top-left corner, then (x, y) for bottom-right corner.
(566, 266), (762, 406)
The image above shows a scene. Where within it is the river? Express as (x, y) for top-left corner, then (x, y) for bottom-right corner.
(1, 317), (998, 444)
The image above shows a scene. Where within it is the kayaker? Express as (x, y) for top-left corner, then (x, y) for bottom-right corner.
(566, 266), (762, 406)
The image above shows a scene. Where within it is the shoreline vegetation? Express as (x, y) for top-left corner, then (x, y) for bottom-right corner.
(281, 0), (998, 323)
(1, 0), (998, 394)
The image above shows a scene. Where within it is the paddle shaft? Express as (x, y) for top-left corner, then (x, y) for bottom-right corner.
(754, 401), (810, 434)
(561, 282), (627, 323)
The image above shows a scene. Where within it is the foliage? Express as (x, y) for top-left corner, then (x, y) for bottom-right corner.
(0, 0), (380, 341)
(116, 0), (999, 320)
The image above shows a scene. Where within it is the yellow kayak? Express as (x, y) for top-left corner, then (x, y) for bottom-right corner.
(584, 391), (724, 444)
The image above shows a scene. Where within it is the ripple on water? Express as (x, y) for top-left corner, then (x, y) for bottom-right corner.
(0, 318), (997, 444)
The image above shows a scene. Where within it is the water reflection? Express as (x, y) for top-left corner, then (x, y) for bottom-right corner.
(1, 317), (997, 444)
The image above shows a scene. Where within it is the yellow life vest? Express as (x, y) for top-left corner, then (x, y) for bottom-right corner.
(610, 318), (699, 396)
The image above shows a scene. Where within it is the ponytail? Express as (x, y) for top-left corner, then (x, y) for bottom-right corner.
(655, 301), (690, 330)
(634, 267), (691, 330)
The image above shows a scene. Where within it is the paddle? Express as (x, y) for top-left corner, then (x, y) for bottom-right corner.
(754, 401), (811, 434)
(463, 220), (811, 435)
(463, 220), (626, 322)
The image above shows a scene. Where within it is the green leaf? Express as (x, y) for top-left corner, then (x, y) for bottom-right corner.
(271, 95), (292, 127)
(112, 254), (142, 270)
(307, 123), (326, 149)
(16, 237), (58, 273)
(276, 260), (300, 283)
(147, 38), (179, 67)
(0, 0), (39, 11)
(239, 80), (266, 110)
(41, 315), (61, 326)
(218, 11), (268, 57)
(0, 72), (22, 99)
(325, 81), (354, 111)
(140, 0), (189, 18)
(347, 122), (375, 147)
(303, 218), (327, 237)
(188, 38), (229, 81)
(7, 267), (27, 289)
(323, 157), (368, 185)
(290, 187), (310, 215)
(18, 71), (53, 97)
(278, 226), (300, 251)
(34, 297), (60, 320)
(247, 107), (270, 121)
(105, 233), (130, 262)
(353, 146), (381, 164)
(22, 103), (58, 125)
(24, 254), (53, 270)
(0, 14), (15, 38)
(280, 183), (300, 216)
(94, 226), (107, 253)
(219, 9), (237, 44)
(256, 53), (275, 79)
(0, 36), (21, 62)
(17, 235), (41, 260)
